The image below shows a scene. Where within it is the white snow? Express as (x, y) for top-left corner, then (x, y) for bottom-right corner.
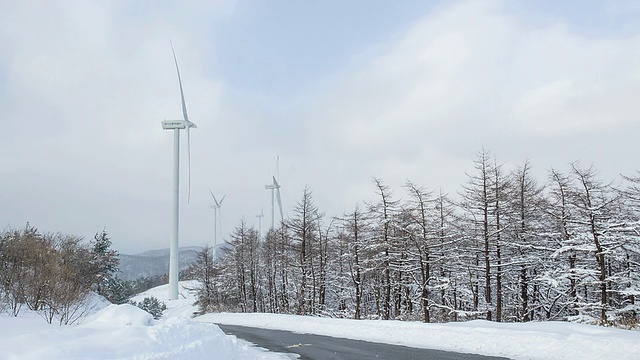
(129, 280), (202, 319)
(84, 303), (155, 326)
(0, 282), (285, 360)
(2, 281), (639, 360)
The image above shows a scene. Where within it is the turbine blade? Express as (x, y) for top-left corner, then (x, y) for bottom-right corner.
(170, 41), (189, 123)
(210, 191), (219, 207)
(170, 41), (196, 204)
(273, 176), (279, 187)
(276, 188), (283, 222)
(220, 194), (226, 205)
(187, 126), (192, 204)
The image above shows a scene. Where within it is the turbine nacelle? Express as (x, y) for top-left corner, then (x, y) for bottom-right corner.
(161, 120), (185, 129)
(161, 119), (197, 130)
(265, 176), (281, 190)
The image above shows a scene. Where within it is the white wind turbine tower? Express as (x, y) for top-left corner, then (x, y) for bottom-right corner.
(208, 189), (225, 248)
(161, 42), (197, 300)
(265, 158), (283, 230)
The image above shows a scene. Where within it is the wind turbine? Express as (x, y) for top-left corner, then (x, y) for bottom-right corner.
(161, 42), (197, 301)
(256, 208), (264, 237)
(265, 171), (283, 230)
(209, 189), (225, 247)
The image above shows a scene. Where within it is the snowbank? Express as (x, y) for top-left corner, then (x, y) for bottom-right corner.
(0, 282), (286, 360)
(84, 304), (154, 326)
(0, 308), (285, 360)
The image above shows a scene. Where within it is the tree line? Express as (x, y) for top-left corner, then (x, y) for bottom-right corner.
(191, 149), (640, 327)
(0, 226), (119, 324)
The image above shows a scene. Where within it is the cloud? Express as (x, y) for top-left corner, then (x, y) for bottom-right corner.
(2, 0), (639, 253)
(315, 1), (640, 148)
(0, 1), (230, 252)
(300, 0), (640, 207)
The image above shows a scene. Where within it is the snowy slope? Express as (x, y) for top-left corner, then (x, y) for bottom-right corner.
(0, 307), (283, 360)
(0, 282), (285, 360)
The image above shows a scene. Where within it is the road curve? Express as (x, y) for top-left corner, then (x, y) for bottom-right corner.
(218, 324), (511, 360)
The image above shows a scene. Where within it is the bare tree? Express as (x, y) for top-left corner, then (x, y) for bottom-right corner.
(570, 163), (620, 323)
(288, 186), (320, 315)
(404, 180), (435, 322)
(369, 178), (400, 320)
(459, 149), (496, 320)
(189, 246), (216, 314)
(341, 206), (368, 319)
(505, 160), (547, 321)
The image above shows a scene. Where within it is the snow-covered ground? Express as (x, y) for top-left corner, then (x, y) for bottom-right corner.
(0, 282), (285, 360)
(2, 281), (639, 359)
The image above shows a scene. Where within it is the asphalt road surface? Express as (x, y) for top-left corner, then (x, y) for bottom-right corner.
(218, 324), (511, 360)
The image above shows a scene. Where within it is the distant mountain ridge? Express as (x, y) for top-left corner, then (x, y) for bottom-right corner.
(116, 246), (203, 281)
(133, 246), (205, 258)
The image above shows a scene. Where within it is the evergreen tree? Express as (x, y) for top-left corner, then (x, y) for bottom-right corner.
(91, 229), (119, 297)
(134, 296), (167, 319)
(102, 277), (136, 305)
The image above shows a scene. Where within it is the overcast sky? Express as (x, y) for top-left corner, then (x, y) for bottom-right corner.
(2, 0), (640, 254)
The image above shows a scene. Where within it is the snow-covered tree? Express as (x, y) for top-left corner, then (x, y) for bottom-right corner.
(91, 229), (119, 297)
(368, 178), (400, 320)
(287, 186), (321, 315)
(189, 246), (216, 314)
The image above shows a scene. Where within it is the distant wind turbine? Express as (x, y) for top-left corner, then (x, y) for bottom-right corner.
(256, 208), (264, 237)
(209, 189), (226, 247)
(265, 157), (283, 230)
(161, 41), (197, 301)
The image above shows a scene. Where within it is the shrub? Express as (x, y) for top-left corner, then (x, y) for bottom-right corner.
(132, 296), (167, 319)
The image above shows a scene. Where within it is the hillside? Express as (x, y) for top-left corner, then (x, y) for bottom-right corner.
(116, 247), (202, 281)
